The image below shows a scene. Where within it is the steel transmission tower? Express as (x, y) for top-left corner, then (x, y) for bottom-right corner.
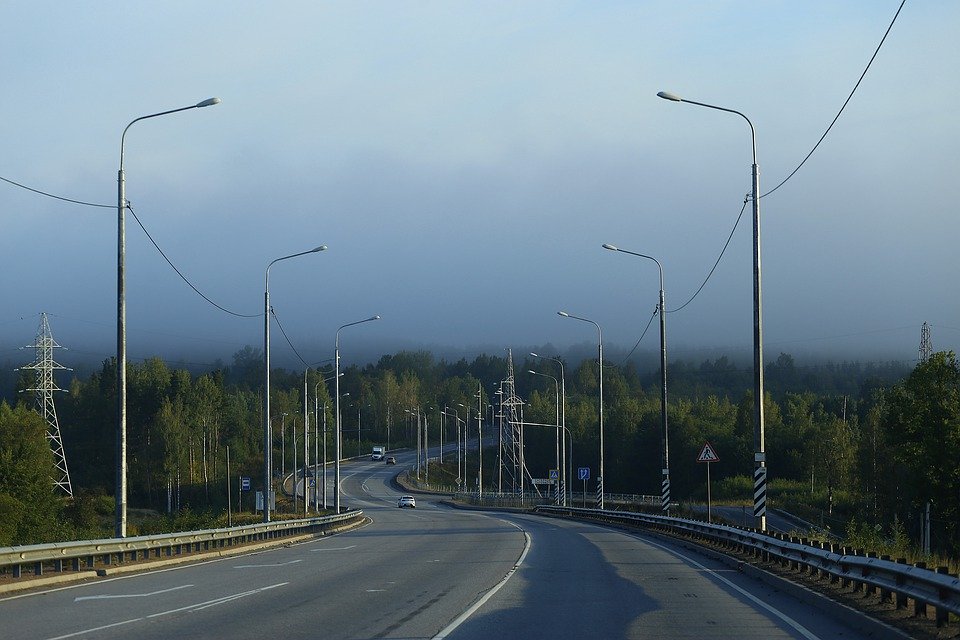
(919, 322), (933, 363)
(497, 350), (540, 498)
(20, 313), (73, 496)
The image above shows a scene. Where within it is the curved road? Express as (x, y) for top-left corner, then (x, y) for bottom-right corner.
(3, 450), (879, 639)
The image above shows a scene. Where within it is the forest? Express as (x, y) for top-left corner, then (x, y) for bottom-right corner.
(1, 346), (957, 560)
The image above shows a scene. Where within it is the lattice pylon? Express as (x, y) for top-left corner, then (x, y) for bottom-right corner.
(919, 322), (933, 363)
(20, 313), (73, 497)
(498, 349), (541, 497)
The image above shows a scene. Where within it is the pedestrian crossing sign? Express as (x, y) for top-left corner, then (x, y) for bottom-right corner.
(697, 442), (720, 463)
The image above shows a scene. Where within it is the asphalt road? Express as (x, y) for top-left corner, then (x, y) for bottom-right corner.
(2, 451), (881, 639)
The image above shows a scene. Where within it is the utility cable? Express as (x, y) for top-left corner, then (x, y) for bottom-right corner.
(762, 0), (906, 198)
(615, 306), (658, 366)
(0, 174), (113, 208)
(126, 204), (260, 318)
(663, 2), (905, 319)
(667, 197), (748, 314)
(270, 307), (310, 368)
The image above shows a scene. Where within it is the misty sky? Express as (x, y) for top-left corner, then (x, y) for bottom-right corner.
(3, 1), (958, 371)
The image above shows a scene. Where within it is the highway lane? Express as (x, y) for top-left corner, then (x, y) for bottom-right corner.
(439, 510), (873, 639)
(3, 452), (882, 639)
(2, 453), (526, 640)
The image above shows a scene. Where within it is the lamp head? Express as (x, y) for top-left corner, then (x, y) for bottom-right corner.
(529, 352), (539, 358)
(528, 370), (537, 375)
(312, 245), (327, 253)
(557, 311), (569, 317)
(195, 97), (222, 108)
(602, 243), (619, 251)
(657, 91), (682, 102)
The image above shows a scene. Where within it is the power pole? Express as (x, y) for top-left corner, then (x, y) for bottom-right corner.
(19, 313), (73, 496)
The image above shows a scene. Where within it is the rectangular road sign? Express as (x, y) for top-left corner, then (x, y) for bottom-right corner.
(532, 479), (555, 485)
(240, 476), (251, 491)
(578, 467), (590, 481)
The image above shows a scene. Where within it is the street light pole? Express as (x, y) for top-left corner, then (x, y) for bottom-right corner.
(335, 315), (380, 513)
(602, 243), (671, 514)
(658, 90), (766, 530)
(115, 97), (220, 538)
(264, 245), (326, 523)
(532, 353), (567, 505)
(558, 311), (604, 509)
(528, 369), (561, 505)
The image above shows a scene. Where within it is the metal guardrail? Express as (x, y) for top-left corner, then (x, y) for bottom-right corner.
(537, 505), (960, 627)
(0, 509), (363, 581)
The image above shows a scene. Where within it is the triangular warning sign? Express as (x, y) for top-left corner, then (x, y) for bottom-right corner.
(697, 442), (720, 463)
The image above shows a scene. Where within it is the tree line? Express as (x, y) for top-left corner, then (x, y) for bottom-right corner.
(2, 347), (957, 559)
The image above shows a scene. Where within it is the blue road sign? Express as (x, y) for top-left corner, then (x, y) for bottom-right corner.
(240, 476), (251, 491)
(578, 467), (590, 481)
(549, 469), (559, 480)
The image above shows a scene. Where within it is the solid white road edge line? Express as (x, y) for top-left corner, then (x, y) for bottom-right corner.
(432, 526), (531, 640)
(639, 535), (822, 640)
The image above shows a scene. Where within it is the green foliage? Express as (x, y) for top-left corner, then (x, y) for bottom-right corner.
(712, 475), (753, 502)
(21, 342), (948, 560)
(0, 402), (67, 545)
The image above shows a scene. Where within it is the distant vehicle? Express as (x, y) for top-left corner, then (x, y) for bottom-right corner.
(371, 446), (385, 461)
(397, 496), (416, 508)
(385, 456), (397, 464)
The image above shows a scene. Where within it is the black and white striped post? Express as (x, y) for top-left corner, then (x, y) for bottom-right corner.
(754, 460), (767, 525)
(596, 476), (603, 508)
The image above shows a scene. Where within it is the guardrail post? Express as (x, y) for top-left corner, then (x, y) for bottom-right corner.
(72, 557), (81, 572)
(839, 547), (851, 588)
(913, 562), (927, 618)
(895, 558), (908, 609)
(936, 567), (950, 627)
(865, 552), (877, 596)
(879, 555), (892, 602)
(13, 563), (21, 578)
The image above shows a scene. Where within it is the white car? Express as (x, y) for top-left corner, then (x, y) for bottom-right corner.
(397, 496), (416, 508)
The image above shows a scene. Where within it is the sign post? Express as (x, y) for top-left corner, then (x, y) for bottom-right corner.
(578, 467), (590, 508)
(697, 442), (720, 522)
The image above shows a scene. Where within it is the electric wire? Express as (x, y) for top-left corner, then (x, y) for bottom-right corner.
(270, 307), (310, 368)
(761, 0), (906, 198)
(0, 174), (113, 208)
(615, 307), (658, 366)
(666, 198), (748, 314)
(126, 204), (260, 318)
(662, 2), (905, 319)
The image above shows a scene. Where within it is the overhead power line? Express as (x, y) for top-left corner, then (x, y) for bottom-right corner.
(126, 204), (259, 318)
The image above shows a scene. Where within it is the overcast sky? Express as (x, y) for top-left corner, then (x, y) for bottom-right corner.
(2, 1), (958, 370)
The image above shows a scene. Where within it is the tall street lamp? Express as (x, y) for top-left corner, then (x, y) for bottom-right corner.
(314, 371), (340, 511)
(263, 245), (326, 523)
(603, 243), (671, 514)
(531, 352), (567, 505)
(658, 90), (767, 530)
(335, 315), (380, 513)
(116, 97), (220, 538)
(528, 369), (561, 505)
(558, 311), (604, 509)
